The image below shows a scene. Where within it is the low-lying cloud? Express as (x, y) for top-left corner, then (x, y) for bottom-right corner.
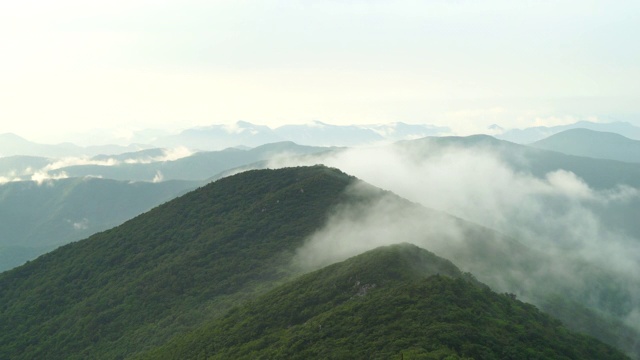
(0, 147), (193, 184)
(268, 142), (640, 333)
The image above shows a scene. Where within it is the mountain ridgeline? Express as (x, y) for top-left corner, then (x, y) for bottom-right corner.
(0, 166), (360, 359)
(0, 166), (632, 359)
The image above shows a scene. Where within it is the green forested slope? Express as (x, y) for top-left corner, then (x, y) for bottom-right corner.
(137, 244), (628, 360)
(0, 166), (357, 359)
(0, 166), (635, 359)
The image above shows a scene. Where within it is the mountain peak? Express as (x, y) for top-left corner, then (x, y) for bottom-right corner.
(532, 128), (640, 163)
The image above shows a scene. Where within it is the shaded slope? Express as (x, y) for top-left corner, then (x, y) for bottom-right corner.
(0, 177), (199, 271)
(138, 244), (627, 360)
(532, 128), (640, 163)
(0, 166), (358, 359)
(497, 121), (640, 143)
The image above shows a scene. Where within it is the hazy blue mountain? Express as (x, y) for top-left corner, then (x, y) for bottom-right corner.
(0, 155), (52, 181)
(497, 121), (640, 144)
(365, 121), (451, 140)
(275, 120), (384, 146)
(0, 177), (199, 271)
(532, 128), (640, 163)
(153, 121), (284, 150)
(91, 148), (168, 163)
(0, 133), (151, 158)
(57, 142), (333, 182)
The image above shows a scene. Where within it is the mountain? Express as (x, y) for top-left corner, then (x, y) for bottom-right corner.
(366, 121), (451, 140)
(137, 244), (627, 360)
(0, 177), (199, 272)
(532, 128), (640, 163)
(153, 121), (284, 151)
(275, 121), (384, 146)
(398, 134), (640, 190)
(0, 166), (359, 359)
(497, 121), (640, 143)
(0, 133), (150, 158)
(154, 121), (452, 149)
(0, 166), (637, 358)
(56, 142), (333, 182)
(0, 155), (52, 182)
(91, 148), (169, 163)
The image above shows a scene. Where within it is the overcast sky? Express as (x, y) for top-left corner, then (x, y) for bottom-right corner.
(1, 0), (638, 144)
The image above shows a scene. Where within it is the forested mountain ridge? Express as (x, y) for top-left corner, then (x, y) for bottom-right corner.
(137, 244), (628, 360)
(0, 166), (359, 359)
(0, 166), (635, 359)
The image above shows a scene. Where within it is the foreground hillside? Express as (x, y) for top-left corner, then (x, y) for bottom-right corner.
(0, 166), (358, 359)
(138, 244), (627, 360)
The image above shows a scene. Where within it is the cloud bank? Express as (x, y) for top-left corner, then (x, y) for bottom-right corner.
(268, 142), (640, 332)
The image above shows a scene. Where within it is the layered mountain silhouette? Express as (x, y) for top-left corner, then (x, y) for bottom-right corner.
(0, 166), (635, 359)
(58, 142), (333, 182)
(533, 128), (640, 163)
(0, 133), (150, 158)
(497, 120), (640, 143)
(151, 121), (450, 150)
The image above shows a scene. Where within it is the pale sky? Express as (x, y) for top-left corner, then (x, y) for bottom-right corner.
(1, 0), (639, 144)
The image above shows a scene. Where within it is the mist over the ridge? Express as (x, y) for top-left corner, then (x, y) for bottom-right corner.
(268, 142), (640, 331)
(0, 147), (193, 185)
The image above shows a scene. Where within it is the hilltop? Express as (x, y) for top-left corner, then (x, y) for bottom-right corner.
(137, 244), (627, 359)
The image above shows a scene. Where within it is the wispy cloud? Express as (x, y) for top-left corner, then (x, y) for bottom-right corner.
(31, 170), (69, 185)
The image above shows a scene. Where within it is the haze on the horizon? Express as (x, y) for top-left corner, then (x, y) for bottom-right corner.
(1, 0), (638, 144)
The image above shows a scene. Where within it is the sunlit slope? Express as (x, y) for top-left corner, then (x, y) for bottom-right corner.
(137, 244), (628, 360)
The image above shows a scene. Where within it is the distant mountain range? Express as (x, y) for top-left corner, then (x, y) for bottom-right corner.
(0, 133), (151, 158)
(497, 120), (640, 143)
(153, 120), (451, 150)
(0, 121), (450, 163)
(532, 128), (640, 163)
(5, 120), (640, 155)
(0, 167), (634, 359)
